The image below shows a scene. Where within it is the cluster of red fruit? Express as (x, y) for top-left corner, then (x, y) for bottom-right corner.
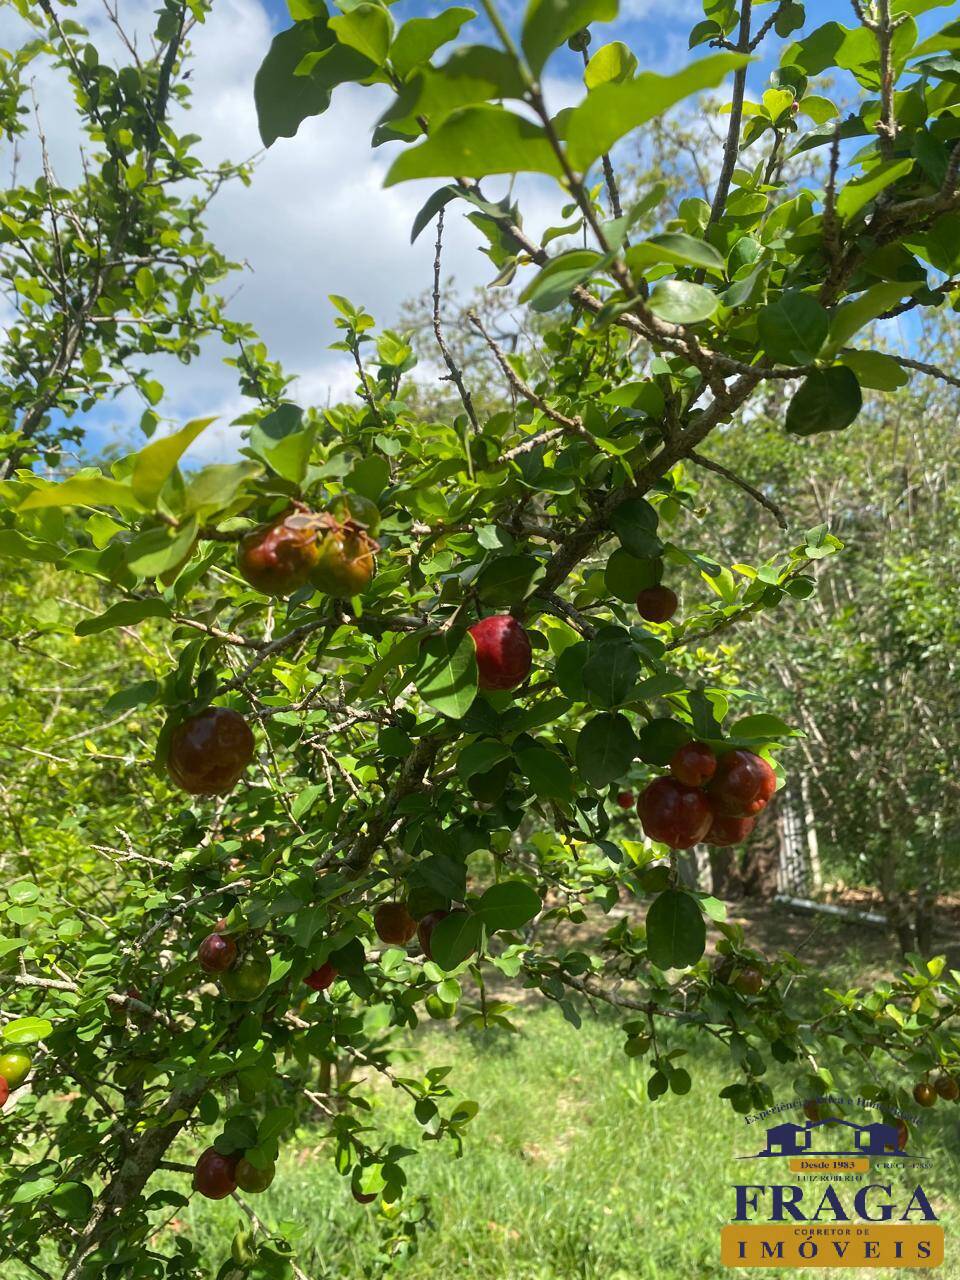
(193, 1146), (276, 1200)
(913, 1075), (959, 1108)
(236, 492), (381, 601)
(0, 1049), (33, 1108)
(165, 616), (533, 796)
(619, 742), (776, 849)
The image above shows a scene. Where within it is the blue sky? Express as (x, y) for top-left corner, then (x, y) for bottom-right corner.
(2, 0), (950, 464)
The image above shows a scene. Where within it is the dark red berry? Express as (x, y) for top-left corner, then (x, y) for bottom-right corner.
(468, 616), (533, 691)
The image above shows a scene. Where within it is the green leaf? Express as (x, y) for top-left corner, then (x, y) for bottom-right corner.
(415, 628), (478, 719)
(839, 349), (908, 391)
(728, 713), (796, 742)
(385, 105), (564, 185)
(475, 880), (541, 930)
(604, 547), (661, 601)
(785, 367), (863, 435)
(75, 599), (172, 636)
(564, 53), (749, 171)
(19, 476), (144, 514)
(183, 461), (263, 517)
(390, 8), (476, 79)
(609, 498), (662, 559)
(408, 853), (468, 901)
(757, 291), (828, 364)
(826, 281), (922, 351)
(516, 746), (574, 799)
(457, 740), (511, 779)
(647, 279), (718, 324)
(249, 403), (315, 484)
(130, 417), (216, 507)
(836, 158), (914, 221)
(519, 249), (612, 312)
(625, 232), (725, 274)
(645, 890), (706, 969)
(124, 518), (198, 579)
(521, 0), (618, 75)
(255, 19), (336, 146)
(430, 911), (483, 969)
(329, 3), (393, 66)
(258, 1105), (295, 1144)
(3, 1016), (52, 1045)
(636, 717), (691, 766)
(582, 629), (640, 709)
(0, 529), (60, 563)
(50, 1182), (93, 1222)
(576, 711), (637, 787)
(584, 40), (637, 88)
(476, 554), (545, 604)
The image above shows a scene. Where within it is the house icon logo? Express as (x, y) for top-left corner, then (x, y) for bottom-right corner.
(752, 1117), (911, 1159)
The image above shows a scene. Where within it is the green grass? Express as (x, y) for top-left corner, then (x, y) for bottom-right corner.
(169, 1003), (960, 1280)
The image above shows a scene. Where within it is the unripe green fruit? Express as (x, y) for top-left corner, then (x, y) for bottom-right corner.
(311, 528), (376, 597)
(0, 1051), (32, 1088)
(235, 1157), (276, 1193)
(220, 947), (271, 1002)
(425, 994), (455, 1020)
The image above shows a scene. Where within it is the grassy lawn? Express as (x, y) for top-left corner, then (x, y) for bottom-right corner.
(169, 1000), (960, 1280)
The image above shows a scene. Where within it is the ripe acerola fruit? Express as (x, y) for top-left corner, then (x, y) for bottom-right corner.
(325, 491), (381, 536)
(803, 1102), (820, 1123)
(311, 528), (376, 597)
(220, 947), (271, 1002)
(913, 1081), (937, 1108)
(352, 1186), (377, 1205)
(167, 707), (255, 796)
(896, 1118), (909, 1149)
(637, 777), (712, 849)
(467, 615), (532, 691)
(635, 585), (678, 623)
(708, 749), (776, 817)
(0, 1077), (9, 1107)
(237, 512), (321, 597)
(193, 1148), (238, 1200)
(374, 902), (418, 946)
(0, 1051), (32, 1088)
(305, 961), (338, 992)
(235, 1157), (276, 1193)
(934, 1074), (959, 1101)
(417, 909), (450, 962)
(198, 932), (237, 974)
(704, 810), (756, 847)
(732, 965), (763, 996)
(617, 790), (635, 809)
(670, 741), (717, 788)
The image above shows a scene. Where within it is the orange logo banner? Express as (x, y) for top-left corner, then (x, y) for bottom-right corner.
(721, 1224), (944, 1269)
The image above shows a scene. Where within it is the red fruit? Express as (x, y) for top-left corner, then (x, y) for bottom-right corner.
(914, 1081), (936, 1108)
(637, 777), (712, 849)
(635, 585), (678, 623)
(895, 1118), (909, 1150)
(0, 1076), (9, 1108)
(237, 512), (321, 597)
(708, 749), (776, 817)
(352, 1186), (377, 1204)
(704, 810), (756, 847)
(467, 616), (532, 692)
(167, 707), (255, 797)
(417, 909), (450, 962)
(193, 1148), (238, 1200)
(617, 790), (635, 809)
(935, 1074), (959, 1101)
(311, 527), (376, 597)
(374, 902), (418, 946)
(669, 741), (717, 788)
(305, 961), (338, 992)
(732, 965), (763, 996)
(803, 1101), (820, 1123)
(198, 932), (237, 974)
